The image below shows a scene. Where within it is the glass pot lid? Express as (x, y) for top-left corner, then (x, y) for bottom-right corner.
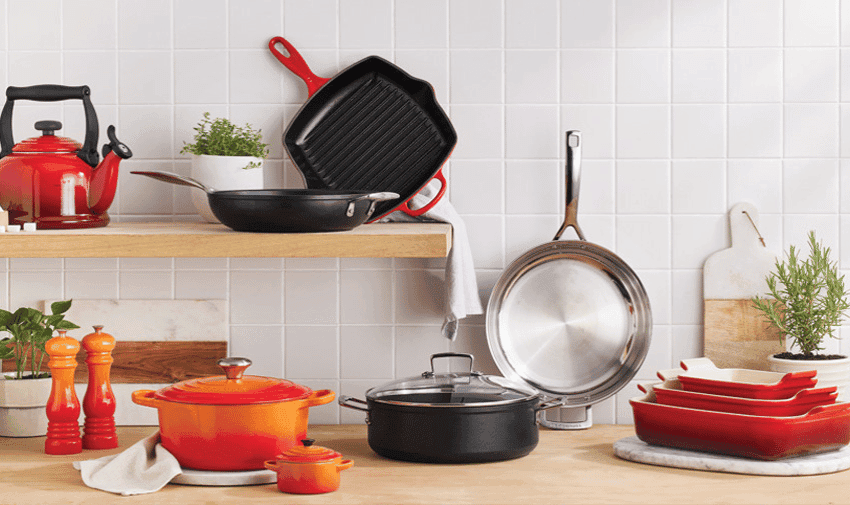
(153, 357), (313, 405)
(365, 353), (540, 407)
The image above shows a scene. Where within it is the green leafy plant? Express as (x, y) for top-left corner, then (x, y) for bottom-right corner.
(0, 300), (79, 380)
(752, 231), (850, 358)
(180, 112), (270, 169)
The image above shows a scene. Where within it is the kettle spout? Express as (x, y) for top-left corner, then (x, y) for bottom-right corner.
(89, 125), (132, 215)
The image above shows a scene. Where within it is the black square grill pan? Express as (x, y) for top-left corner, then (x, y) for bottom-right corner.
(269, 37), (456, 221)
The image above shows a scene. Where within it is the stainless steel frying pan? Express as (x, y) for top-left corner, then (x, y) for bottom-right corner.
(486, 131), (652, 430)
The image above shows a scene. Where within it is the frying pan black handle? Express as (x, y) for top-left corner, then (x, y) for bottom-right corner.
(268, 37), (330, 97)
(553, 130), (584, 241)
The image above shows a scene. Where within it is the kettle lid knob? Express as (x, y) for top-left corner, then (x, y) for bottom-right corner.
(34, 120), (61, 136)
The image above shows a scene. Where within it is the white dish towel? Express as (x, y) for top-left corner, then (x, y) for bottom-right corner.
(73, 431), (181, 496)
(382, 183), (483, 340)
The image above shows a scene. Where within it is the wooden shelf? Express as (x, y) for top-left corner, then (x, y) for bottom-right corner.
(0, 221), (452, 258)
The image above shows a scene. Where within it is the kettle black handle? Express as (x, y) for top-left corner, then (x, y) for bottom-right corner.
(0, 84), (100, 168)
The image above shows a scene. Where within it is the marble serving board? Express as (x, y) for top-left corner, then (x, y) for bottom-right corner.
(613, 436), (850, 476)
(44, 299), (228, 341)
(46, 299), (228, 427)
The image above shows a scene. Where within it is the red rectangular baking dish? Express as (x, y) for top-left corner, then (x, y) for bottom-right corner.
(651, 378), (837, 416)
(630, 383), (850, 460)
(657, 357), (818, 400)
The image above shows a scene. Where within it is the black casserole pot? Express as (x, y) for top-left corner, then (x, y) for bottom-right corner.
(339, 353), (563, 463)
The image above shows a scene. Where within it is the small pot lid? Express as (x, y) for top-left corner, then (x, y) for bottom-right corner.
(278, 439), (341, 463)
(153, 357), (313, 405)
(366, 353), (540, 407)
(13, 121), (80, 153)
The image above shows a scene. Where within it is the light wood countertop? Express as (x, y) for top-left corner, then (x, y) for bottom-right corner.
(1, 425), (848, 505)
(0, 221), (452, 258)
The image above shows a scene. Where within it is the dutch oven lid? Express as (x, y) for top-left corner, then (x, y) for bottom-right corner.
(153, 357), (313, 405)
(366, 353), (540, 407)
(278, 439), (341, 463)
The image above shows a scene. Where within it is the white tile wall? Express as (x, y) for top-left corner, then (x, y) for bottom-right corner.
(2, 0), (850, 426)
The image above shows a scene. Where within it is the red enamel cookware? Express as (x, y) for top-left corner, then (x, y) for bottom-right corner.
(0, 85), (132, 229)
(268, 36), (456, 222)
(264, 439), (353, 494)
(131, 357), (335, 471)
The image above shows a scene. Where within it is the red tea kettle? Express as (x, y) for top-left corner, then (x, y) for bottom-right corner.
(0, 84), (132, 229)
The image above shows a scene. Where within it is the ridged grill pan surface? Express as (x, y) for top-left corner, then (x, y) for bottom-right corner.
(270, 37), (456, 221)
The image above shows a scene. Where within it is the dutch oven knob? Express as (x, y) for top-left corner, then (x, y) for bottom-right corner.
(301, 439), (315, 447)
(217, 357), (252, 380)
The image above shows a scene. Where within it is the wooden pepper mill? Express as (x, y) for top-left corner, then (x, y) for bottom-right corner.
(81, 325), (118, 450)
(45, 330), (82, 455)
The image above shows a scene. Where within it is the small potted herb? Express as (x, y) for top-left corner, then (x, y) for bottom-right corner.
(0, 300), (79, 437)
(181, 113), (270, 223)
(752, 231), (850, 397)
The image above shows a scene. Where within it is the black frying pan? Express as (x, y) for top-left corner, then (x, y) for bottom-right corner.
(131, 171), (399, 233)
(268, 37), (456, 222)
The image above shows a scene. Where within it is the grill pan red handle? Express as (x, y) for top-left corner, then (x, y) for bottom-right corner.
(268, 36), (330, 97)
(399, 169), (447, 218)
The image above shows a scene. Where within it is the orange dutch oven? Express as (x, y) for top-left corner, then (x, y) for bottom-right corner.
(264, 439), (353, 494)
(131, 357), (335, 471)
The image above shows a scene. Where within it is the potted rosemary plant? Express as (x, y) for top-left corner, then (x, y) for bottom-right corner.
(0, 300), (79, 437)
(181, 112), (270, 223)
(752, 231), (850, 398)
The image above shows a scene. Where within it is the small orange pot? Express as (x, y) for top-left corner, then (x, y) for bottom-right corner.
(131, 357), (335, 471)
(264, 439), (353, 494)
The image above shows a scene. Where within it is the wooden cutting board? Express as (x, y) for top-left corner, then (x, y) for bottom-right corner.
(703, 202), (783, 371)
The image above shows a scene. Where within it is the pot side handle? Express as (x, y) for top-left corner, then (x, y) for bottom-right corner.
(305, 389), (336, 407)
(263, 460), (279, 472)
(399, 169), (447, 218)
(337, 459), (354, 472)
(338, 396), (369, 412)
(131, 389), (160, 409)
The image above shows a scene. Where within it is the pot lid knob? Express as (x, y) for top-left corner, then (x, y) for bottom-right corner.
(217, 357), (252, 380)
(35, 120), (61, 136)
(279, 439), (342, 462)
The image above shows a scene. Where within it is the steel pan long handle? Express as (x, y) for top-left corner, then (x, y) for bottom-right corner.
(553, 130), (585, 241)
(130, 170), (213, 194)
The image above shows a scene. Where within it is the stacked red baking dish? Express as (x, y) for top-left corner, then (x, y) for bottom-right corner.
(629, 357), (850, 460)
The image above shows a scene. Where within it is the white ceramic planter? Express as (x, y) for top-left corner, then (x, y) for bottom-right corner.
(190, 154), (264, 223)
(0, 372), (52, 437)
(767, 354), (850, 401)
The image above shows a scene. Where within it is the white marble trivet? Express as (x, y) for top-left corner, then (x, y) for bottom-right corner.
(613, 436), (850, 476)
(171, 467), (276, 486)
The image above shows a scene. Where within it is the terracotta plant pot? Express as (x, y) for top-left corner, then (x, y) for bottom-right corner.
(0, 372), (52, 437)
(767, 354), (850, 401)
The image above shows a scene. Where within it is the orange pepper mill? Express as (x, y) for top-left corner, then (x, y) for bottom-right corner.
(81, 325), (117, 450)
(45, 330), (82, 455)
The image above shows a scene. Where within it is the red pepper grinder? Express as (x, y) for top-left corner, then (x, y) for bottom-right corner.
(45, 330), (82, 455)
(81, 325), (117, 450)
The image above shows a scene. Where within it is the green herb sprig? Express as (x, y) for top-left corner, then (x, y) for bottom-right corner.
(0, 300), (79, 380)
(752, 231), (850, 357)
(180, 112), (270, 169)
